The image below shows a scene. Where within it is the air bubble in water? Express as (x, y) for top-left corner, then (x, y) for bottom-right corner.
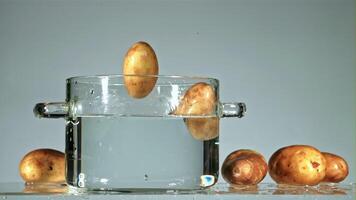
(144, 174), (148, 181)
(90, 89), (94, 95)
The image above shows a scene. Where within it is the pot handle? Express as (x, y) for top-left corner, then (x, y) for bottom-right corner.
(220, 102), (246, 118)
(33, 102), (68, 118)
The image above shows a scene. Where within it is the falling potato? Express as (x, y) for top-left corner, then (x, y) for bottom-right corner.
(221, 149), (268, 185)
(19, 149), (65, 184)
(173, 82), (218, 141)
(268, 145), (326, 186)
(122, 41), (159, 98)
(322, 152), (349, 183)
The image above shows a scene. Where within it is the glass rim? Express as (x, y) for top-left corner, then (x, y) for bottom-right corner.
(66, 74), (219, 83)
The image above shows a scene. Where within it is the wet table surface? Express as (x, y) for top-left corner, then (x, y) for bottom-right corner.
(0, 182), (355, 199)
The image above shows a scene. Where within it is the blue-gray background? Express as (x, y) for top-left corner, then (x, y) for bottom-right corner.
(0, 0), (355, 184)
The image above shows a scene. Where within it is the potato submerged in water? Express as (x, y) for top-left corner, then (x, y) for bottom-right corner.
(222, 149), (268, 185)
(173, 82), (218, 140)
(322, 152), (349, 183)
(19, 149), (65, 183)
(184, 117), (219, 141)
(268, 145), (326, 186)
(123, 41), (159, 98)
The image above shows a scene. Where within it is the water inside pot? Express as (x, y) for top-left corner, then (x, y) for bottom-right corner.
(65, 115), (219, 191)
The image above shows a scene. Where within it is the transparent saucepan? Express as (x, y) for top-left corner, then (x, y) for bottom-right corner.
(34, 75), (246, 192)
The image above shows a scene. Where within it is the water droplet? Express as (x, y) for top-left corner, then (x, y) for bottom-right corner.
(74, 81), (78, 85)
(166, 189), (178, 194)
(79, 173), (86, 179)
(90, 89), (94, 95)
(168, 182), (177, 187)
(78, 181), (84, 187)
(100, 178), (109, 184)
(144, 174), (148, 181)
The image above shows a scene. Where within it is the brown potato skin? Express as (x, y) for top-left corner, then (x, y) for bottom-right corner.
(268, 145), (326, 186)
(184, 117), (219, 141)
(174, 82), (216, 116)
(123, 41), (159, 98)
(322, 152), (349, 183)
(222, 149), (268, 185)
(173, 82), (218, 140)
(19, 149), (65, 183)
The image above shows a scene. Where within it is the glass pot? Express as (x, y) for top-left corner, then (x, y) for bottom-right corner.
(34, 75), (246, 192)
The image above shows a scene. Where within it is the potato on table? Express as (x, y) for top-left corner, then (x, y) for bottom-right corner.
(19, 149), (65, 183)
(322, 152), (349, 183)
(222, 149), (268, 185)
(268, 145), (326, 186)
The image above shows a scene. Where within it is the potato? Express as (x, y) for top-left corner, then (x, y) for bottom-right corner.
(321, 152), (349, 183)
(173, 82), (216, 116)
(173, 82), (218, 140)
(268, 145), (326, 186)
(123, 41), (159, 98)
(184, 117), (219, 141)
(19, 149), (65, 183)
(221, 149), (268, 185)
